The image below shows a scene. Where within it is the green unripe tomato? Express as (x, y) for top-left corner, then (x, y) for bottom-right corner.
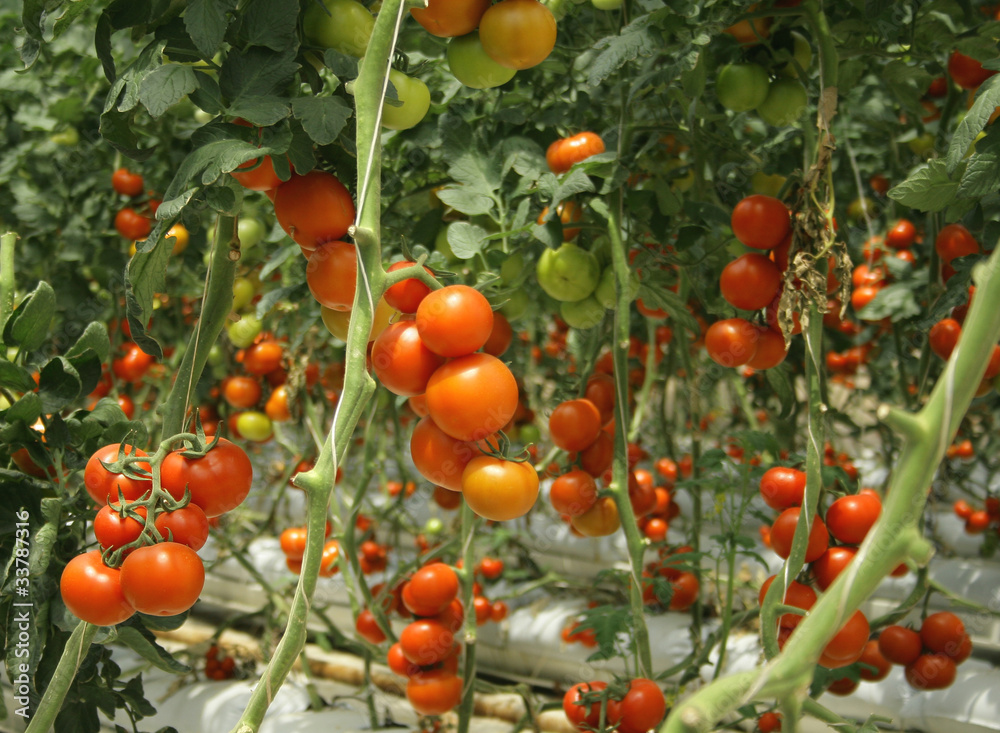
(716, 63), (770, 112)
(536, 243), (601, 302)
(227, 315), (262, 348)
(518, 424), (541, 444)
(560, 296), (605, 329)
(50, 127), (79, 146)
(232, 277), (256, 313)
(236, 411), (273, 442)
(590, 236), (611, 267)
(594, 267), (640, 309)
(907, 133), (935, 156)
(778, 31), (812, 78)
(447, 33), (516, 89)
(500, 252), (525, 284)
(302, 0), (374, 58)
(756, 79), (808, 126)
(382, 70), (431, 131)
(238, 218), (265, 250)
(592, 0), (623, 8)
(500, 289), (530, 321)
(207, 344), (225, 367)
(424, 518), (444, 535)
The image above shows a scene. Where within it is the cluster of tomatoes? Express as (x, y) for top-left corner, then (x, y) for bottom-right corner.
(953, 497), (1000, 536)
(112, 166), (189, 255)
(705, 194), (793, 371)
(61, 437), (252, 626)
(562, 678), (666, 733)
(216, 337), (294, 443)
(927, 282), (1000, 396)
(204, 644), (238, 681)
(279, 522), (341, 577)
(877, 611), (972, 691)
(641, 544), (700, 612)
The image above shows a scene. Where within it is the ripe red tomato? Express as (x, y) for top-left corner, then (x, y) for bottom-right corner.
(878, 625), (922, 665)
(160, 438), (253, 517)
(462, 457), (539, 521)
(720, 253), (783, 311)
(115, 207), (152, 240)
(154, 505), (210, 551)
(403, 564), (460, 617)
(758, 575), (816, 628)
(406, 670), (463, 716)
(399, 618), (455, 665)
(119, 542), (205, 616)
(479, 0), (557, 70)
(111, 168), (144, 197)
(243, 341), (283, 375)
(384, 261), (433, 313)
(758, 466), (805, 510)
(546, 132), (606, 174)
(478, 556), (504, 580)
(935, 223), (979, 264)
(858, 639), (892, 681)
(84, 444), (151, 505)
(483, 311), (513, 357)
(371, 320), (446, 397)
(825, 492), (881, 545)
(410, 415), (483, 491)
(113, 343), (155, 382)
(905, 653), (957, 690)
(356, 608), (387, 644)
(425, 353), (518, 441)
(549, 399), (602, 452)
(579, 430), (614, 476)
(410, 0), (491, 37)
(810, 546), (857, 591)
(584, 373), (616, 425)
(94, 504), (147, 551)
(929, 318), (962, 359)
(223, 375), (262, 409)
(415, 284), (494, 357)
(758, 712), (782, 733)
(769, 508), (828, 562)
(273, 171), (356, 252)
(818, 610), (869, 668)
(279, 527), (307, 560)
(920, 611), (966, 656)
(307, 240), (358, 310)
(550, 469), (598, 516)
(606, 678), (666, 733)
(705, 318), (759, 367)
(948, 50), (996, 90)
(746, 327), (788, 370)
(60, 550), (135, 626)
(387, 642), (419, 676)
(886, 219), (916, 249)
(232, 155), (283, 192)
(563, 681), (609, 731)
(667, 571), (700, 611)
(731, 195), (790, 250)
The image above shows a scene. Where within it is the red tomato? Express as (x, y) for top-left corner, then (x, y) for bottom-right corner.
(93, 504), (147, 551)
(273, 171), (356, 251)
(385, 261), (433, 312)
(758, 575), (816, 629)
(758, 466), (805, 510)
(668, 571), (700, 611)
(403, 564), (460, 617)
(60, 550), (135, 626)
(483, 311), (513, 357)
(810, 546), (857, 591)
(415, 284), (494, 357)
(112, 168), (144, 197)
(154, 505), (210, 551)
(905, 653), (957, 690)
(935, 223), (979, 264)
(84, 444), (151, 505)
(549, 469), (598, 516)
(113, 344), (155, 382)
(563, 681), (609, 731)
(232, 155), (283, 191)
(929, 318), (962, 359)
(479, 0), (557, 70)
(243, 341), (283, 375)
(858, 640), (892, 681)
(406, 670), (463, 716)
(584, 373), (616, 425)
(546, 132), (606, 174)
(399, 619), (455, 665)
(720, 253), (783, 311)
(307, 240), (358, 310)
(757, 712), (782, 733)
(160, 438), (253, 517)
(731, 195), (790, 250)
(948, 50), (996, 90)
(115, 207), (152, 240)
(746, 327), (789, 370)
(920, 611), (966, 656)
(280, 527), (308, 560)
(705, 318), (759, 367)
(356, 608), (387, 644)
(410, 415), (483, 491)
(878, 625), (922, 666)
(119, 542), (205, 616)
(549, 399), (602, 452)
(818, 610), (870, 668)
(607, 678), (666, 733)
(825, 492), (881, 545)
(886, 219), (916, 249)
(425, 353), (518, 441)
(769, 508), (828, 562)
(579, 431), (614, 476)
(410, 0), (491, 36)
(371, 320), (446, 397)
(223, 375), (262, 409)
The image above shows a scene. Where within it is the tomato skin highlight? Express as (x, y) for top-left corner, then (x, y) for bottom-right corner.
(60, 550), (136, 626)
(705, 318), (759, 367)
(825, 492), (881, 545)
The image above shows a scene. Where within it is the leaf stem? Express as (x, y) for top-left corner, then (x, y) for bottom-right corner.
(24, 622), (97, 733)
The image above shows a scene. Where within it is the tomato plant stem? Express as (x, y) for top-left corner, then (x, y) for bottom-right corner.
(24, 621), (97, 733)
(0, 231), (16, 335)
(457, 499), (480, 733)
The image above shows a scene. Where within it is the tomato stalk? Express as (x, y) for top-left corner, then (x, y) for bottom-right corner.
(602, 198), (653, 679)
(661, 243), (1000, 730)
(23, 621), (98, 733)
(159, 214), (239, 439)
(0, 231), (17, 337)
(626, 318), (661, 442)
(230, 3), (408, 729)
(456, 499), (481, 733)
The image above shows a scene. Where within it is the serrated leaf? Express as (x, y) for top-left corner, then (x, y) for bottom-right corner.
(446, 149), (502, 196)
(322, 49), (358, 80)
(220, 47), (298, 100)
(435, 187), (494, 216)
(856, 282), (921, 322)
(4, 281), (55, 352)
(235, 0), (299, 51)
(587, 16), (660, 88)
(113, 626), (190, 674)
(292, 95), (352, 145)
(554, 167), (597, 200)
(139, 64), (198, 118)
(100, 105), (152, 161)
(65, 322), (111, 364)
(125, 246), (171, 360)
(887, 159), (960, 212)
(185, 0), (237, 58)
(203, 184), (241, 215)
(190, 69), (224, 114)
(227, 95), (290, 126)
(447, 222), (490, 260)
(948, 75), (1000, 174)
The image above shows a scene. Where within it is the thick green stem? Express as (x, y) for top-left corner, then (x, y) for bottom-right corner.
(159, 215), (238, 438)
(456, 500), (480, 733)
(0, 231), (17, 337)
(24, 622), (97, 733)
(605, 200), (653, 679)
(230, 2), (403, 730)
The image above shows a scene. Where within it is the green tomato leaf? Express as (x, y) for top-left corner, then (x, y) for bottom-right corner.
(6, 392), (43, 426)
(887, 159), (960, 212)
(234, 0), (299, 51)
(228, 94), (291, 126)
(220, 47), (299, 100)
(190, 69), (224, 114)
(322, 49), (359, 80)
(112, 624), (190, 674)
(66, 322), (111, 364)
(587, 15), (661, 88)
(435, 187), (494, 216)
(139, 64), (198, 118)
(765, 365), (796, 419)
(3, 281), (55, 352)
(855, 282), (922, 322)
(447, 222), (490, 260)
(185, 0), (237, 58)
(255, 282), (307, 319)
(37, 357), (82, 414)
(0, 361), (37, 393)
(948, 75), (1000, 174)
(292, 95), (352, 146)
(957, 127), (1000, 199)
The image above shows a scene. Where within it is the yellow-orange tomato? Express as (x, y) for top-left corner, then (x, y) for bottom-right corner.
(461, 457), (539, 521)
